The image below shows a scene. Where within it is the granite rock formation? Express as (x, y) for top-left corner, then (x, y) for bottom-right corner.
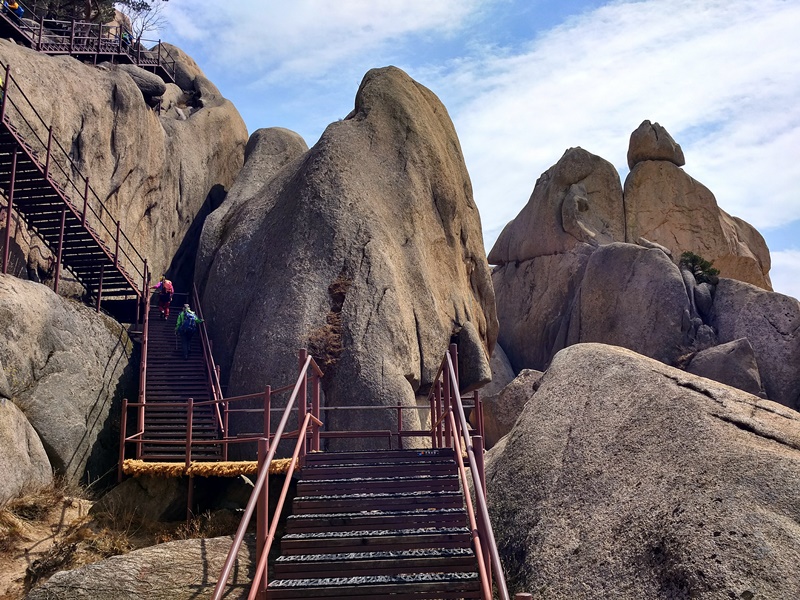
(487, 343), (800, 599)
(199, 66), (497, 445)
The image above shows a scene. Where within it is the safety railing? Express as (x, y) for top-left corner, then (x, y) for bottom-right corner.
(0, 60), (147, 296)
(191, 283), (225, 443)
(1, 1), (178, 83)
(432, 343), (509, 600)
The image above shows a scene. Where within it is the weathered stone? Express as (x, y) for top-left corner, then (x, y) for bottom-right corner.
(116, 63), (167, 99)
(486, 343), (800, 599)
(199, 67), (497, 448)
(0, 399), (52, 506)
(627, 119), (685, 169)
(570, 243), (691, 366)
(479, 368), (542, 449)
(687, 338), (764, 397)
(492, 246), (594, 372)
(713, 278), (800, 410)
(91, 476), (189, 523)
(488, 147), (623, 264)
(636, 236), (672, 257)
(624, 160), (771, 289)
(0, 274), (135, 484)
(694, 282), (714, 320)
(482, 343), (516, 399)
(26, 535), (255, 600)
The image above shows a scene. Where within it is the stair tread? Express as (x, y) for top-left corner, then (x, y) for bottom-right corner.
(269, 571), (478, 588)
(296, 490), (461, 502)
(287, 507), (465, 521)
(275, 547), (474, 563)
(283, 526), (469, 540)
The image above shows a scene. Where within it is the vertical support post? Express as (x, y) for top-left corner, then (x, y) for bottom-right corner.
(443, 366), (452, 449)
(37, 15), (44, 50)
(263, 386), (271, 446)
(298, 349), (308, 462)
(70, 19), (75, 53)
(311, 375), (320, 452)
(157, 42), (162, 66)
(256, 437), (269, 597)
(81, 178), (89, 226)
(222, 397), (229, 462)
(2, 150), (16, 274)
(397, 406), (403, 450)
(137, 259), (148, 327)
(0, 64), (9, 122)
(95, 264), (104, 313)
(53, 206), (66, 294)
(118, 397), (128, 483)
(186, 476), (195, 521)
(429, 390), (436, 447)
(114, 220), (120, 267)
(44, 127), (53, 177)
(185, 398), (194, 470)
(475, 390), (485, 446)
(434, 380), (443, 448)
(97, 22), (103, 53)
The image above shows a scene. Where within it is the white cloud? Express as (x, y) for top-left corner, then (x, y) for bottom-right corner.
(431, 0), (800, 247)
(769, 249), (800, 302)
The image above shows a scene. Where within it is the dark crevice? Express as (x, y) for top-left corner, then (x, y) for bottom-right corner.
(709, 412), (799, 451)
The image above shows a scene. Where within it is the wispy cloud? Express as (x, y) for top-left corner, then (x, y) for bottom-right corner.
(770, 249), (800, 302)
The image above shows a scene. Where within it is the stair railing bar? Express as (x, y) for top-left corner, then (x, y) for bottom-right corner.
(446, 409), (493, 600)
(191, 283), (224, 433)
(444, 346), (510, 600)
(135, 283), (152, 460)
(1, 149), (17, 274)
(212, 352), (320, 600)
(185, 397), (194, 470)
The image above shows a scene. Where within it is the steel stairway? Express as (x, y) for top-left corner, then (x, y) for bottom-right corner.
(138, 300), (221, 461)
(268, 448), (482, 599)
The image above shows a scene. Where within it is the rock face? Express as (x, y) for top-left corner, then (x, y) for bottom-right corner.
(0, 274), (135, 485)
(0, 39), (247, 290)
(713, 279), (800, 410)
(0, 399), (52, 506)
(199, 67), (497, 446)
(26, 535), (255, 600)
(478, 368), (542, 449)
(486, 343), (800, 599)
(627, 119), (685, 168)
(687, 338), (765, 398)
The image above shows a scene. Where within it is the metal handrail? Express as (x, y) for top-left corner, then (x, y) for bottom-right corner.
(192, 283), (224, 433)
(0, 61), (146, 291)
(212, 354), (321, 600)
(444, 347), (510, 600)
(135, 279), (152, 459)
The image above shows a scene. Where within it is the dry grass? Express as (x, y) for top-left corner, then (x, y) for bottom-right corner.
(123, 458), (294, 478)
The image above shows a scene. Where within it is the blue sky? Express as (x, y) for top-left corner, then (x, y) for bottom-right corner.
(159, 0), (800, 300)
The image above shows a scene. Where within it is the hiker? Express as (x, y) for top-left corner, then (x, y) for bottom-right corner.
(175, 304), (202, 359)
(4, 1), (24, 20)
(151, 275), (174, 320)
(120, 31), (132, 48)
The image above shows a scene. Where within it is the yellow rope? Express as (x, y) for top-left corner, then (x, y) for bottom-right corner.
(122, 458), (295, 478)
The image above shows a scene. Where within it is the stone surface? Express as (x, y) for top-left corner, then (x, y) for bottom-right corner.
(91, 476), (189, 523)
(481, 343), (516, 399)
(624, 160), (771, 289)
(0, 274), (135, 484)
(0, 40), (247, 289)
(199, 66), (497, 447)
(486, 343), (800, 599)
(0, 399), (52, 506)
(488, 147), (624, 264)
(687, 338), (764, 397)
(713, 279), (800, 410)
(627, 119), (685, 169)
(570, 243), (692, 366)
(116, 63), (167, 99)
(479, 368), (543, 449)
(26, 535), (255, 600)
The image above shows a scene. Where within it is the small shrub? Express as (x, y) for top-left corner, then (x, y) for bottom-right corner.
(679, 251), (720, 285)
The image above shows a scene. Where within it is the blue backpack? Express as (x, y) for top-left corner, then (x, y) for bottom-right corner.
(179, 310), (198, 333)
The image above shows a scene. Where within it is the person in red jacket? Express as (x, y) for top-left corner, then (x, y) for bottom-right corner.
(151, 275), (174, 320)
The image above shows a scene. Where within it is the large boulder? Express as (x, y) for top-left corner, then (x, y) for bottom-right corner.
(0, 40), (247, 289)
(26, 535), (255, 600)
(487, 343), (800, 599)
(712, 279), (800, 411)
(478, 368), (542, 449)
(627, 119), (685, 168)
(0, 274), (135, 484)
(199, 66), (497, 446)
(623, 161), (771, 290)
(687, 337), (765, 397)
(0, 399), (52, 506)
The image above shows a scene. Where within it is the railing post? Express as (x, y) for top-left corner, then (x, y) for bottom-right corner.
(185, 397), (194, 470)
(118, 397), (128, 482)
(434, 379), (443, 448)
(256, 437), (269, 597)
(397, 406), (403, 450)
(263, 386), (271, 444)
(95, 264), (104, 313)
(474, 389), (484, 445)
(443, 367), (452, 448)
(44, 127), (53, 177)
(97, 23), (104, 53)
(114, 220), (120, 267)
(222, 397), (229, 462)
(0, 64), (9, 122)
(70, 19), (75, 53)
(157, 41), (162, 66)
(311, 375), (320, 452)
(37, 15), (44, 50)
(81, 178), (89, 226)
(53, 206), (66, 294)
(2, 150), (16, 274)
(428, 388), (436, 447)
(298, 349), (308, 461)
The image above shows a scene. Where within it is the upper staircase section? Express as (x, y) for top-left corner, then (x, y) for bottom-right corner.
(0, 61), (147, 318)
(0, 1), (178, 85)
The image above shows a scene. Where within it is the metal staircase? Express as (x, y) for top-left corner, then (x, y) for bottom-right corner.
(0, 62), (146, 321)
(0, 1), (178, 84)
(269, 448), (482, 599)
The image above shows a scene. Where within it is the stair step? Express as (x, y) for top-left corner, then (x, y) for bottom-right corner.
(280, 526), (471, 555)
(297, 474), (459, 495)
(267, 571), (480, 599)
(286, 508), (467, 533)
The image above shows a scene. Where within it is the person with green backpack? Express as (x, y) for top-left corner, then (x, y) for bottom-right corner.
(175, 304), (203, 359)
